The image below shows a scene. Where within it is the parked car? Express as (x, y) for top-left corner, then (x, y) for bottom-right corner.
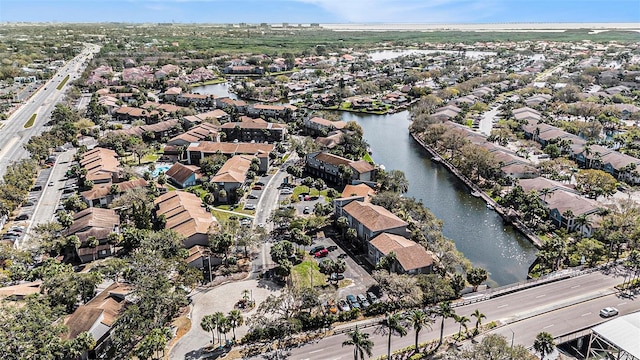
(280, 188), (293, 195)
(357, 294), (370, 308)
(244, 204), (256, 210)
(247, 194), (258, 199)
(24, 201), (35, 207)
(327, 245), (338, 251)
(314, 249), (329, 258)
(309, 245), (325, 255)
(338, 299), (351, 312)
(303, 206), (310, 214)
(15, 214), (29, 221)
(600, 307), (619, 318)
(367, 292), (379, 304)
(48, 181), (54, 187)
(255, 181), (265, 186)
(252, 185), (263, 190)
(346, 294), (360, 309)
(325, 300), (338, 314)
(330, 273), (345, 281)
(337, 253), (348, 260)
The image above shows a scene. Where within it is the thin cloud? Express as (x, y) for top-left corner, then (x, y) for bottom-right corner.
(294, 0), (499, 23)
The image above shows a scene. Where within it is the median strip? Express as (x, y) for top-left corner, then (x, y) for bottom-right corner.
(57, 75), (69, 90)
(24, 113), (36, 128)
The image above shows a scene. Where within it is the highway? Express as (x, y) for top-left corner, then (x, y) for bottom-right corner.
(0, 43), (100, 178)
(250, 269), (638, 359)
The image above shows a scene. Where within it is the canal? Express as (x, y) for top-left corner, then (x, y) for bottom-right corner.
(343, 111), (538, 287)
(193, 83), (538, 286)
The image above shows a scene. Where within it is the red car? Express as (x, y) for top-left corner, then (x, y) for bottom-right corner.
(314, 249), (329, 258)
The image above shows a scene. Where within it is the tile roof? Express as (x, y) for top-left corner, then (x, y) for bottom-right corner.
(343, 201), (407, 232)
(67, 208), (119, 236)
(187, 141), (274, 155)
(341, 184), (376, 200)
(64, 283), (132, 340)
(211, 155), (254, 184)
(154, 191), (216, 239)
(308, 117), (347, 129)
(165, 163), (201, 185)
(369, 233), (434, 271)
(81, 178), (148, 201)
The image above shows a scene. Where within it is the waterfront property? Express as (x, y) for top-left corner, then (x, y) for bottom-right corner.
(305, 151), (376, 184)
(368, 232), (436, 274)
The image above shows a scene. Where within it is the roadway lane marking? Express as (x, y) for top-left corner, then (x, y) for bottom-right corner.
(498, 304), (509, 308)
(618, 302), (627, 306)
(543, 324), (554, 329)
(535, 294), (546, 298)
(309, 349), (324, 354)
(571, 285), (581, 289)
(581, 312), (592, 317)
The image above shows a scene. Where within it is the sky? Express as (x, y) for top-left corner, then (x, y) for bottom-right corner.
(0, 0), (638, 24)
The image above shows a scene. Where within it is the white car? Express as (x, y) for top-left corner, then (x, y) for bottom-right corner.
(280, 188), (293, 195)
(600, 307), (619, 318)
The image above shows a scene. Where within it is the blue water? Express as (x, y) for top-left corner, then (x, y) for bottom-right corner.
(153, 166), (170, 177)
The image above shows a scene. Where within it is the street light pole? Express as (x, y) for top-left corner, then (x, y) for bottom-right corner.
(510, 328), (515, 349)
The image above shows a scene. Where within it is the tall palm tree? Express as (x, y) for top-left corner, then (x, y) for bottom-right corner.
(200, 315), (217, 344)
(573, 214), (591, 237)
(213, 311), (227, 345)
(539, 187), (552, 203)
(471, 309), (486, 336)
(227, 309), (244, 341)
(533, 332), (555, 360)
(342, 326), (374, 360)
(377, 312), (408, 360)
(407, 309), (433, 353)
(436, 301), (455, 349)
(454, 315), (470, 340)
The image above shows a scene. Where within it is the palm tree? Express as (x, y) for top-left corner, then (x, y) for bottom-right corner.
(471, 309), (486, 336)
(407, 309), (433, 353)
(377, 312), (408, 360)
(573, 214), (591, 237)
(377, 252), (398, 274)
(342, 326), (374, 360)
(539, 187), (552, 203)
(436, 301), (455, 349)
(213, 311), (226, 345)
(200, 315), (217, 344)
(533, 332), (555, 360)
(454, 315), (470, 340)
(227, 309), (244, 341)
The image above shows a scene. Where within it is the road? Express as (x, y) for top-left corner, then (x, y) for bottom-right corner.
(251, 269), (638, 359)
(0, 43), (100, 178)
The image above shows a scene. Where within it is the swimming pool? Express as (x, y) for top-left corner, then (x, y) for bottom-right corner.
(152, 165), (170, 177)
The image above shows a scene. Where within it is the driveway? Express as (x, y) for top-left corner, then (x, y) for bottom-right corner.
(169, 278), (282, 360)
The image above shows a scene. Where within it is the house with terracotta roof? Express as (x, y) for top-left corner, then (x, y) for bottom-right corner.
(113, 106), (161, 124)
(65, 207), (120, 263)
(218, 120), (287, 143)
(306, 151), (376, 184)
(368, 233), (436, 274)
(80, 148), (122, 185)
(64, 283), (132, 359)
(211, 155), (254, 200)
(341, 183), (376, 202)
(81, 178), (149, 207)
(335, 200), (408, 242)
(513, 106), (541, 122)
(187, 141), (273, 172)
(154, 191), (217, 248)
(166, 122), (219, 147)
(165, 163), (201, 188)
(246, 103), (295, 120)
(304, 116), (347, 135)
(183, 109), (230, 126)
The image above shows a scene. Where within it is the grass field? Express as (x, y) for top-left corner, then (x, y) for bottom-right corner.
(24, 114), (36, 128)
(291, 258), (327, 288)
(57, 75), (69, 90)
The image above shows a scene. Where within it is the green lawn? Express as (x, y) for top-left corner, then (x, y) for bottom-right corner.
(291, 258), (327, 289)
(24, 113), (36, 128)
(188, 78), (226, 87)
(211, 209), (252, 223)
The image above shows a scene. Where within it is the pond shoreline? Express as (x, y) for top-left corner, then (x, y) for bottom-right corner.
(410, 131), (543, 249)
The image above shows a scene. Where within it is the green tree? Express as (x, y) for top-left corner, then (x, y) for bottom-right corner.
(471, 309), (486, 336)
(407, 309), (433, 353)
(377, 312), (407, 360)
(436, 301), (455, 349)
(342, 326), (374, 360)
(227, 309), (244, 341)
(201, 314), (217, 344)
(533, 332), (555, 360)
(466, 267), (488, 292)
